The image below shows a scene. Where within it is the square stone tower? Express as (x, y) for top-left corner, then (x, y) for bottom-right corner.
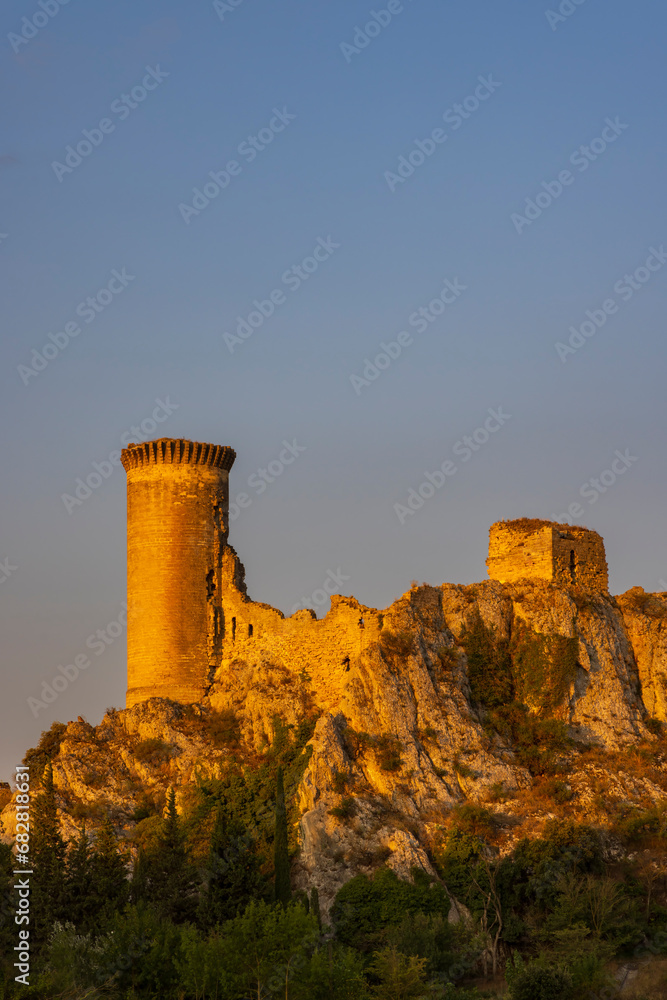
(486, 518), (608, 591)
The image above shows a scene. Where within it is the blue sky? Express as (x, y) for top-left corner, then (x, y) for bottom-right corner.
(1, 0), (666, 777)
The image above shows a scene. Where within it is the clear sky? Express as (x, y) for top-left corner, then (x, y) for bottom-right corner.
(1, 0), (665, 779)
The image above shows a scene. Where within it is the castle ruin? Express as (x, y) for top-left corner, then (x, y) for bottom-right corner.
(121, 440), (610, 708)
(486, 518), (608, 590)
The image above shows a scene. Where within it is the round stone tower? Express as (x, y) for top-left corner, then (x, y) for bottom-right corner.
(121, 438), (236, 708)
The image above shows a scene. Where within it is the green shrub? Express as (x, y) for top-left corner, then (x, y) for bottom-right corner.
(461, 609), (513, 708)
(333, 770), (348, 793)
(135, 737), (172, 765)
(342, 726), (375, 760)
(540, 778), (574, 804)
(506, 960), (574, 1000)
(330, 797), (356, 821)
(453, 754), (475, 779)
(615, 807), (666, 842)
(490, 703), (572, 775)
(449, 804), (497, 838)
(341, 728), (402, 771)
(375, 734), (403, 772)
(379, 629), (415, 659)
(332, 867), (452, 954)
(511, 624), (578, 717)
(21, 721), (67, 785)
(436, 646), (458, 672)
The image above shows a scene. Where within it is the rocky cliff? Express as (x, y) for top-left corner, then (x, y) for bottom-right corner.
(4, 568), (667, 916)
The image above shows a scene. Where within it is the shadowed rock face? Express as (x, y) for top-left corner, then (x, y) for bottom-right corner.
(6, 557), (667, 918)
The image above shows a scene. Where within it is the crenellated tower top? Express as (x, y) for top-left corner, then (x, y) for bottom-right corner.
(121, 438), (236, 472)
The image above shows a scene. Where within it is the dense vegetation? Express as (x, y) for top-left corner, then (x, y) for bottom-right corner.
(3, 767), (667, 999)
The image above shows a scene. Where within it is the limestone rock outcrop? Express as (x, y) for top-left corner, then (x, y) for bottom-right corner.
(5, 571), (667, 916)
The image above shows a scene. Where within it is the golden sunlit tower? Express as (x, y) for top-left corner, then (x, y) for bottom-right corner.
(121, 438), (236, 708)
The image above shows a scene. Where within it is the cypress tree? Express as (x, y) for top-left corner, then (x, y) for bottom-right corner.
(199, 807), (265, 928)
(133, 788), (197, 923)
(31, 764), (67, 944)
(0, 841), (15, 957)
(273, 767), (291, 905)
(91, 817), (128, 923)
(310, 886), (321, 930)
(66, 824), (93, 928)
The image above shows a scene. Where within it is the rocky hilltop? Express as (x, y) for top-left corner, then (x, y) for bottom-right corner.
(5, 554), (667, 917)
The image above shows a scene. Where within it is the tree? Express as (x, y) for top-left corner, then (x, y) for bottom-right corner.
(91, 816), (129, 923)
(31, 764), (68, 944)
(198, 807), (266, 927)
(0, 840), (15, 959)
(367, 947), (430, 999)
(132, 787), (197, 923)
(469, 856), (504, 976)
(506, 958), (574, 1000)
(66, 824), (93, 928)
(274, 767), (291, 905)
(635, 849), (667, 920)
(222, 899), (317, 999)
(295, 944), (369, 1000)
(310, 887), (321, 931)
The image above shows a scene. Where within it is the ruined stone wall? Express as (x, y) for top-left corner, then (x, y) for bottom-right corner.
(486, 520), (554, 584)
(486, 519), (608, 591)
(552, 526), (608, 590)
(212, 547), (384, 722)
(122, 439), (235, 707)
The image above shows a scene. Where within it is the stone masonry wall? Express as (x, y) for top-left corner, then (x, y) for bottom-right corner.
(552, 526), (608, 590)
(487, 519), (608, 591)
(210, 547), (384, 727)
(486, 520), (554, 584)
(122, 439), (235, 708)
